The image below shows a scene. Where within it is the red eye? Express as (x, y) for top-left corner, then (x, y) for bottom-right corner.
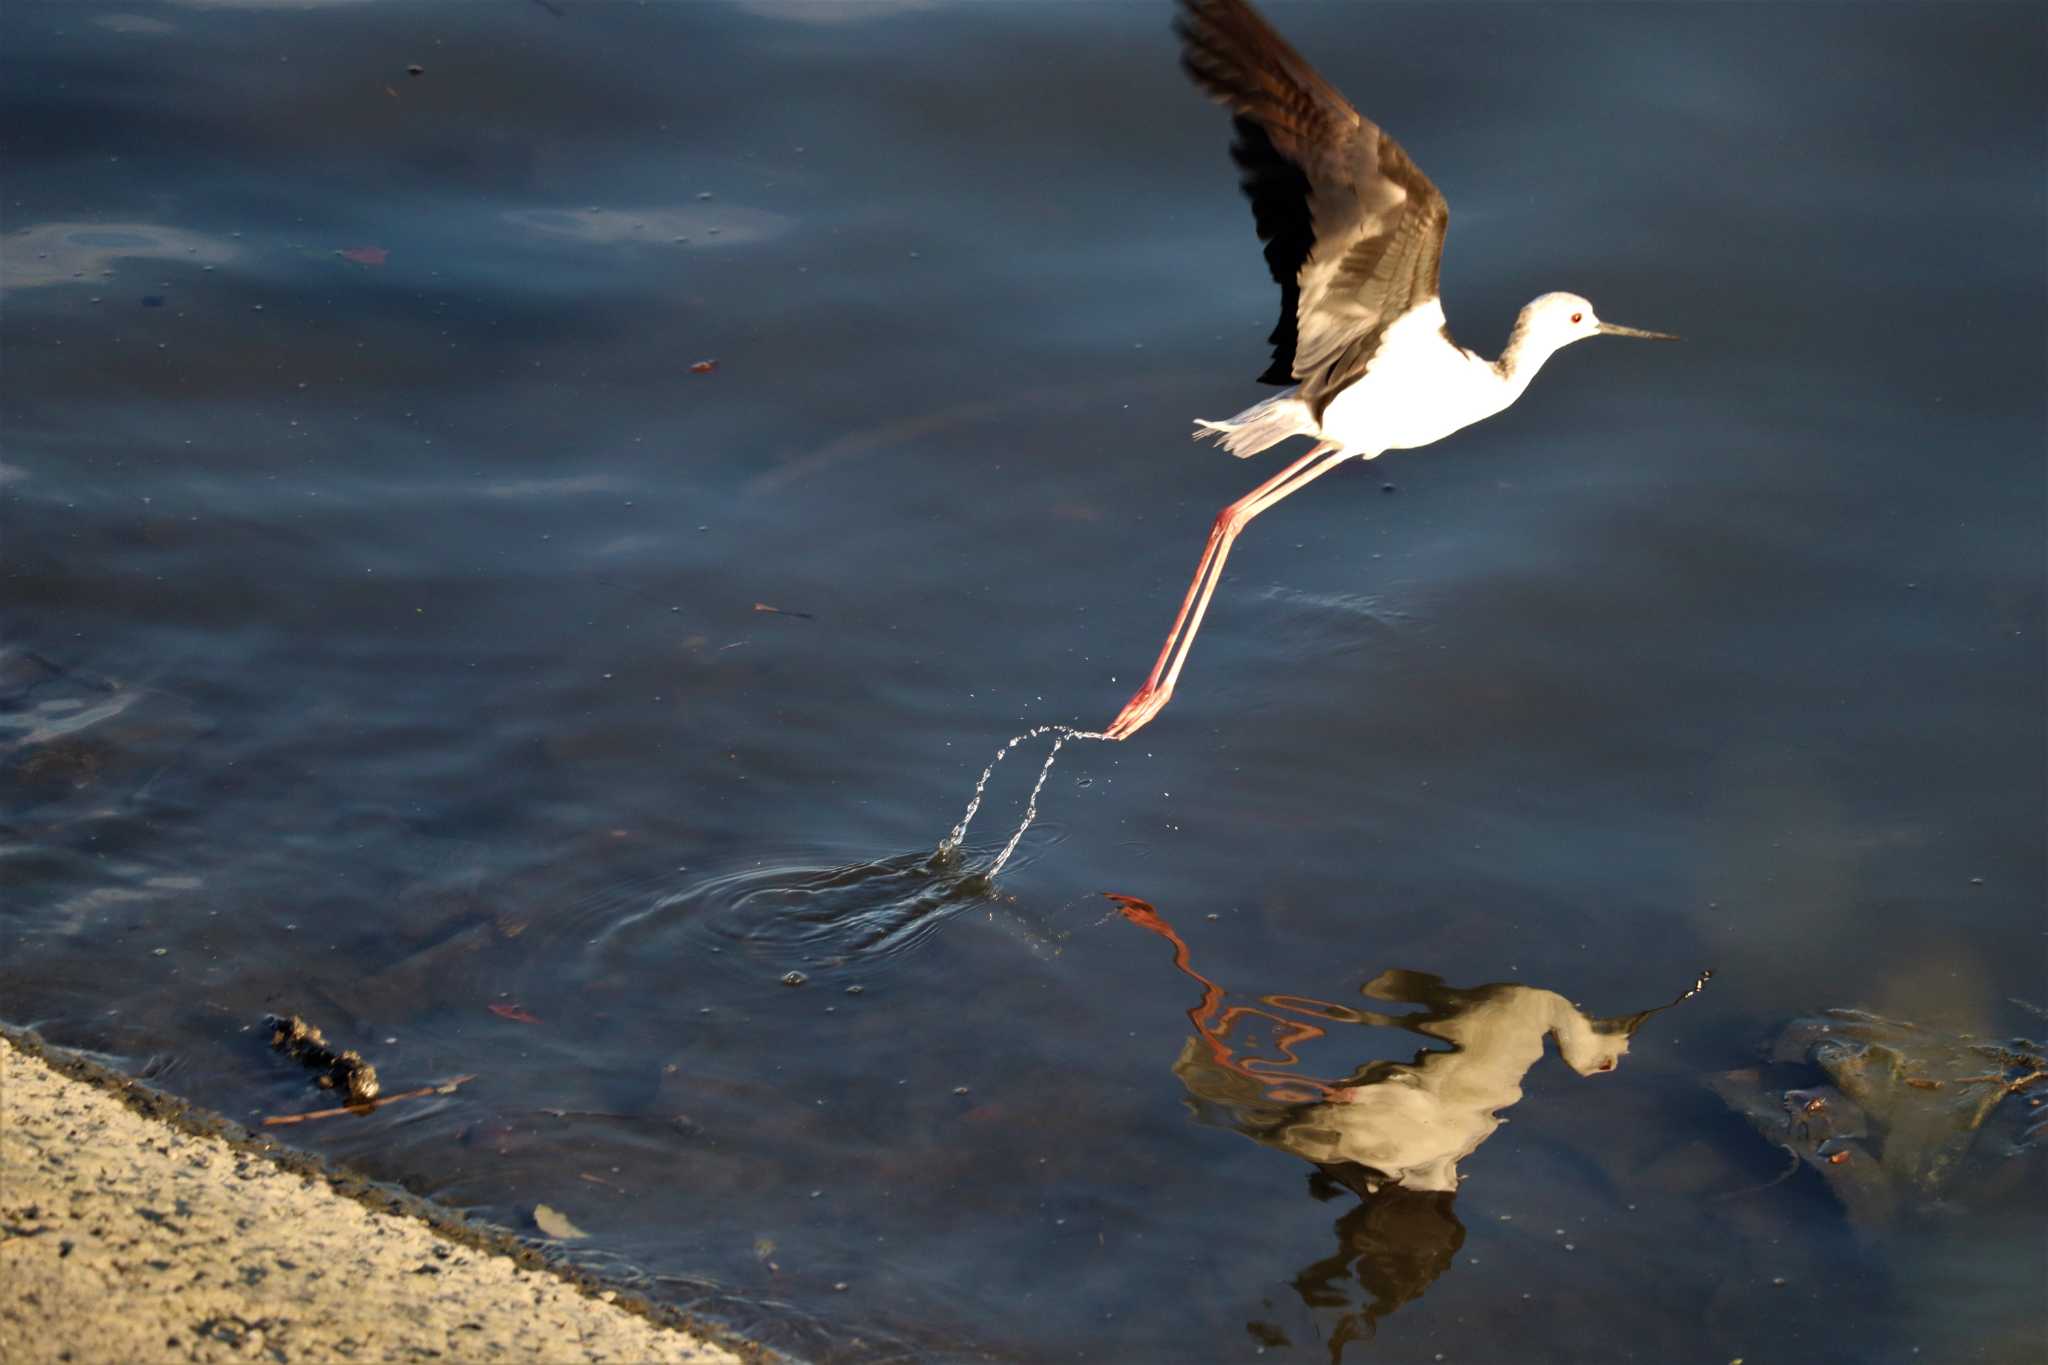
(1570, 312), (1584, 324)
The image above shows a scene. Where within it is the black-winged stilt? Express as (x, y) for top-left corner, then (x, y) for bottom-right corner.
(1106, 0), (1676, 741)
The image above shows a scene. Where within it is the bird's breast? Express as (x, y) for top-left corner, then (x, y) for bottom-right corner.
(1320, 337), (1513, 454)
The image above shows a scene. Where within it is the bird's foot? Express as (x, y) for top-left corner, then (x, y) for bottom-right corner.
(1105, 683), (1173, 741)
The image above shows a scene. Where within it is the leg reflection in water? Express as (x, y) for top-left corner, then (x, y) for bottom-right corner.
(1249, 1170), (1465, 1362)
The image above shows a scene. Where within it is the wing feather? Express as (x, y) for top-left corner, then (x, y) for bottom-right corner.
(1175, 0), (1451, 414)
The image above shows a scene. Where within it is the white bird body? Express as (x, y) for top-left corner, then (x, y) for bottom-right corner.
(1317, 300), (1504, 454)
(1201, 298), (1522, 459)
(1196, 291), (1643, 461)
(1104, 0), (1674, 741)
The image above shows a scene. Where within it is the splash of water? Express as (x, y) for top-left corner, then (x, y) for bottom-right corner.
(938, 724), (1111, 878)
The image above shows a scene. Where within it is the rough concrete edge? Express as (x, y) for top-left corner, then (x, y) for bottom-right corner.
(0, 1022), (787, 1365)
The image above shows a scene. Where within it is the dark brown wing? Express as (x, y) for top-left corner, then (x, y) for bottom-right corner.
(1176, 0), (1450, 411)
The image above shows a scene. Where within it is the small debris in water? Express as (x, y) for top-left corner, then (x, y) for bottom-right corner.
(690, 359), (718, 374)
(833, 1281), (849, 1292)
(844, 984), (864, 996)
(533, 1204), (588, 1240)
(406, 64), (424, 77)
(953, 1085), (971, 1096)
(265, 1013), (380, 1105)
(781, 970), (808, 987)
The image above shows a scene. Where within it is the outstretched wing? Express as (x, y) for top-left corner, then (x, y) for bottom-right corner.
(1175, 0), (1450, 414)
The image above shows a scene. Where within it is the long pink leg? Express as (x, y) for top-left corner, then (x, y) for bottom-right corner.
(1135, 445), (1328, 693)
(1106, 442), (1352, 740)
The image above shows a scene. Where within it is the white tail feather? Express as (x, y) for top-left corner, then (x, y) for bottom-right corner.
(1190, 391), (1317, 458)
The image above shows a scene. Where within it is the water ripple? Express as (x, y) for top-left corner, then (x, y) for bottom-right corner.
(570, 837), (1070, 988)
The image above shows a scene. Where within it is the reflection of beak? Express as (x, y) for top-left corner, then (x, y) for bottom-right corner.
(1610, 1010), (1656, 1038)
(1604, 968), (1714, 1037)
(1597, 321), (1681, 340)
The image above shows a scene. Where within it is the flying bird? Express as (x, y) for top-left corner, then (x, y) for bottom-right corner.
(1105, 0), (1675, 741)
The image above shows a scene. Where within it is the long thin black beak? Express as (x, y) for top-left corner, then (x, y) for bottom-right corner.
(1597, 321), (1681, 341)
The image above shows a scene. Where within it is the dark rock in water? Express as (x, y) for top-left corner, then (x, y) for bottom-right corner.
(265, 1014), (381, 1105)
(1709, 1008), (2044, 1226)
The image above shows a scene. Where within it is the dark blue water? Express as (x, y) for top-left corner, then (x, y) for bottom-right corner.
(4, 3), (2042, 1361)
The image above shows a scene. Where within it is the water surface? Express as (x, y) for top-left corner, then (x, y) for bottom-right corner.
(4, 2), (2042, 1361)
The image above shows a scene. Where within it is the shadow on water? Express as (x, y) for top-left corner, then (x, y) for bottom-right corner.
(1110, 894), (1709, 1360)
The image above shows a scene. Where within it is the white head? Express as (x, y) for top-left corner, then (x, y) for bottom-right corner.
(1516, 291), (1678, 354)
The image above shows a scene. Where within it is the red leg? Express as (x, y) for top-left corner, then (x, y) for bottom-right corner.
(1106, 442), (1351, 740)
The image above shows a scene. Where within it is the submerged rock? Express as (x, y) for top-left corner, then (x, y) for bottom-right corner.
(1708, 1008), (2044, 1225)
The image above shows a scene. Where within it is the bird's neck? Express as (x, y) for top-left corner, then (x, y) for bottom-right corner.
(1490, 317), (1560, 394)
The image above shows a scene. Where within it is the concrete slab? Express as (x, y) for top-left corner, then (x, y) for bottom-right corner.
(0, 1033), (760, 1365)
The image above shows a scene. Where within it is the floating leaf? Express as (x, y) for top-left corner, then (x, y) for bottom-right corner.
(689, 359), (718, 374)
(533, 1204), (588, 1239)
(488, 1003), (541, 1024)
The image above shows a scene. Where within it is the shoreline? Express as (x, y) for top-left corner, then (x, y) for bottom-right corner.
(0, 1027), (772, 1364)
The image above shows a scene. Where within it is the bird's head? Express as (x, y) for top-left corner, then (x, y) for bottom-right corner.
(1552, 1010), (1634, 1076)
(1520, 292), (1678, 350)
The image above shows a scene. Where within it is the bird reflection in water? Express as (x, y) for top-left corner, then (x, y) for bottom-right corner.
(1108, 895), (1707, 1357)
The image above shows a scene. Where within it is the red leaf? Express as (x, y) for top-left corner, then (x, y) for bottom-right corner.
(689, 359), (717, 374)
(339, 246), (389, 267)
(488, 1003), (541, 1024)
